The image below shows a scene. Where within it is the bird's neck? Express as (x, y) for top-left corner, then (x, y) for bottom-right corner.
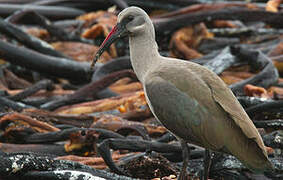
(129, 31), (160, 83)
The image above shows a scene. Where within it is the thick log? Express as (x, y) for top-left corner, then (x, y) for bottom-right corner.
(0, 152), (136, 180)
(0, 17), (68, 58)
(0, 39), (95, 82)
(154, 9), (283, 35)
(0, 4), (84, 19)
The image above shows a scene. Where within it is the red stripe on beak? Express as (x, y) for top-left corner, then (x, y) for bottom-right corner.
(100, 25), (118, 48)
(90, 23), (122, 70)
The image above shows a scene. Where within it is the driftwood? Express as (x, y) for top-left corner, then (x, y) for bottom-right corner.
(204, 46), (238, 75)
(0, 4), (84, 19)
(97, 133), (283, 177)
(246, 100), (283, 118)
(154, 2), (260, 18)
(154, 8), (283, 35)
(229, 47), (279, 95)
(0, 143), (67, 155)
(8, 79), (54, 101)
(254, 120), (283, 130)
(0, 96), (32, 111)
(41, 70), (137, 110)
(0, 39), (95, 82)
(0, 152), (136, 180)
(23, 109), (95, 127)
(9, 10), (95, 44)
(198, 37), (240, 54)
(237, 96), (276, 109)
(0, 17), (68, 58)
(24, 127), (125, 144)
(0, 1), (282, 180)
(210, 27), (283, 37)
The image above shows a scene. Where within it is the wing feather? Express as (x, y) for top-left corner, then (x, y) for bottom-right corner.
(144, 74), (222, 149)
(189, 62), (268, 157)
(144, 59), (272, 171)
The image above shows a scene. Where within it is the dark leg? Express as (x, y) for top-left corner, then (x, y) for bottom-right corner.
(178, 139), (190, 180)
(203, 149), (211, 180)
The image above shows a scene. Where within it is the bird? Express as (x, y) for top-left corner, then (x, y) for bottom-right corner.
(91, 6), (273, 180)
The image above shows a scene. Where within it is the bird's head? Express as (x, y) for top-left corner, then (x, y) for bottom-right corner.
(117, 6), (149, 35)
(90, 6), (150, 69)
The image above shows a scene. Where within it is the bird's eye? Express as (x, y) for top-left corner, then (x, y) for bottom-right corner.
(127, 15), (134, 21)
(121, 15), (135, 25)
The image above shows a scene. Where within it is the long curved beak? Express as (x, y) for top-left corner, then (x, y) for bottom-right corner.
(90, 22), (128, 70)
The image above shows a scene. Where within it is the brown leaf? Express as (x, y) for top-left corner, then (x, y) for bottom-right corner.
(244, 84), (270, 98)
(265, 146), (274, 155)
(268, 42), (283, 57)
(220, 71), (255, 85)
(64, 129), (99, 154)
(0, 112), (60, 134)
(91, 114), (167, 136)
(57, 152), (128, 169)
(26, 27), (50, 41)
(212, 20), (239, 28)
(267, 86), (283, 98)
(78, 11), (118, 58)
(55, 91), (146, 114)
(82, 23), (117, 57)
(169, 23), (213, 60)
(110, 82), (143, 94)
(77, 11), (117, 28)
(266, 0), (282, 12)
(52, 42), (111, 63)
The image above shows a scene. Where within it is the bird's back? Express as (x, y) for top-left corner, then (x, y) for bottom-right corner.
(144, 57), (273, 172)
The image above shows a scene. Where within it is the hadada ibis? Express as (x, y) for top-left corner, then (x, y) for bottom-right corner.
(91, 6), (273, 180)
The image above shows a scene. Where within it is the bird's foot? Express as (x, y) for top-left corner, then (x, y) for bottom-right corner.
(177, 139), (190, 180)
(199, 170), (206, 180)
(202, 149), (211, 180)
(177, 171), (188, 180)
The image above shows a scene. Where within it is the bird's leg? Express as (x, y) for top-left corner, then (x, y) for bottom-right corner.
(178, 139), (190, 180)
(203, 149), (211, 180)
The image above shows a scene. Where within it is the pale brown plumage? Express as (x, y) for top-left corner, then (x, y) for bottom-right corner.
(144, 58), (272, 172)
(92, 6), (273, 178)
